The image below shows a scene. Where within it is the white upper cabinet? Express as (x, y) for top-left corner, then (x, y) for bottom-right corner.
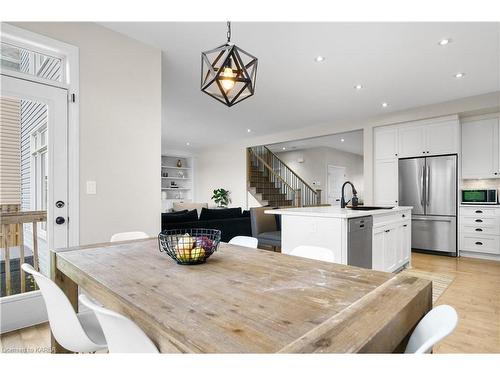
(374, 126), (398, 160)
(461, 116), (500, 179)
(398, 125), (426, 158)
(426, 119), (460, 155)
(397, 116), (459, 158)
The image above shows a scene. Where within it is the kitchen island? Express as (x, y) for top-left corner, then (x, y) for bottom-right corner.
(266, 206), (412, 272)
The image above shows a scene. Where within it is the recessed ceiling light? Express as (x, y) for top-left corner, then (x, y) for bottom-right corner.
(247, 128), (251, 133)
(186, 142), (190, 146)
(454, 72), (465, 79)
(382, 102), (389, 108)
(314, 56), (325, 63)
(282, 147), (286, 150)
(341, 138), (345, 142)
(438, 38), (452, 46)
(354, 84), (363, 90)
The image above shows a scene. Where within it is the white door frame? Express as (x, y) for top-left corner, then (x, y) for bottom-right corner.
(0, 24), (79, 333)
(1, 23), (80, 246)
(326, 164), (346, 206)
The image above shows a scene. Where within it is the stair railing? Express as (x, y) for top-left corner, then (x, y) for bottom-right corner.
(248, 147), (298, 206)
(248, 146), (321, 207)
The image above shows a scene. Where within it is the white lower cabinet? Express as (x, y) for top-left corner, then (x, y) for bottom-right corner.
(460, 206), (500, 257)
(372, 213), (411, 272)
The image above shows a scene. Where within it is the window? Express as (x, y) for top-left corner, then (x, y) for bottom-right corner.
(0, 42), (63, 82)
(31, 126), (48, 235)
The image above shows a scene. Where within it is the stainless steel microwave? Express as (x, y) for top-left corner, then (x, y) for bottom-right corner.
(461, 189), (498, 204)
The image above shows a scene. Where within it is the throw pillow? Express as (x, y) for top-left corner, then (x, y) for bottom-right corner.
(200, 207), (242, 221)
(163, 209), (198, 224)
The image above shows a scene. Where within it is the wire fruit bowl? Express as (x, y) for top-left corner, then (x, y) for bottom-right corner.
(158, 228), (221, 265)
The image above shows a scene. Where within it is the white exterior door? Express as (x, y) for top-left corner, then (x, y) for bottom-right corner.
(327, 165), (346, 206)
(0, 74), (68, 332)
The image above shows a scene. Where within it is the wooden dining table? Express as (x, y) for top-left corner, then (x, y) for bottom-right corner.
(50, 239), (432, 353)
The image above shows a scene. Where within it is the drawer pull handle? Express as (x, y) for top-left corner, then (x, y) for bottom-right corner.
(359, 224), (365, 228)
(475, 242), (483, 245)
(402, 214), (406, 218)
(475, 219), (483, 223)
(403, 224), (408, 227)
(385, 229), (390, 233)
(475, 228), (483, 232)
(475, 210), (483, 214)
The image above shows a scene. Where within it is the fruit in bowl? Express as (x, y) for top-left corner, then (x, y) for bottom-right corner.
(175, 234), (195, 261)
(195, 236), (214, 251)
(190, 246), (206, 261)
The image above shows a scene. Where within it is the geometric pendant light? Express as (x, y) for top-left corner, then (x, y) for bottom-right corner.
(201, 22), (258, 107)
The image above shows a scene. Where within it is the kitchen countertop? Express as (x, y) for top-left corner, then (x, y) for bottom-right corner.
(265, 205), (413, 219)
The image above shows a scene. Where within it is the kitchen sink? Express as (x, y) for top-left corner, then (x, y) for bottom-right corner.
(346, 206), (394, 210)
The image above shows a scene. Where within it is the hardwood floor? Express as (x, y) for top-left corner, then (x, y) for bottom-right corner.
(412, 252), (500, 353)
(1, 252), (499, 353)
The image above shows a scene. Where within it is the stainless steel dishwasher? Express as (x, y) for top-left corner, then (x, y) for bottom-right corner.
(347, 216), (373, 269)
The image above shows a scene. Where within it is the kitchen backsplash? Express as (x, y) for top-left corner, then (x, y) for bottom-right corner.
(461, 179), (500, 189)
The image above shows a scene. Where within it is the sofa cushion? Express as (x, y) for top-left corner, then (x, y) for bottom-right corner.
(200, 207), (242, 221)
(172, 202), (208, 217)
(163, 209), (198, 224)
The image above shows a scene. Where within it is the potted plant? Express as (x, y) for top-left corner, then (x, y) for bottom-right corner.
(211, 188), (231, 208)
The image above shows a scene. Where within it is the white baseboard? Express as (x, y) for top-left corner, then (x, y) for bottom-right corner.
(0, 291), (48, 334)
(460, 251), (500, 262)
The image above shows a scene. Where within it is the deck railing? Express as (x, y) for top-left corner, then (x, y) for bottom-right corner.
(0, 210), (46, 296)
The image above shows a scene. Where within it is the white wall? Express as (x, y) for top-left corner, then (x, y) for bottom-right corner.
(14, 22), (162, 245)
(195, 144), (248, 208)
(276, 147), (364, 202)
(195, 91), (500, 209)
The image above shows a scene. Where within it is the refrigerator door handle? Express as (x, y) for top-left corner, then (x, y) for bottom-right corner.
(412, 216), (453, 222)
(420, 164), (425, 206)
(426, 165), (430, 206)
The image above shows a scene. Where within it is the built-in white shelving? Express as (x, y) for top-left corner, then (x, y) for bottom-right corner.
(161, 155), (194, 212)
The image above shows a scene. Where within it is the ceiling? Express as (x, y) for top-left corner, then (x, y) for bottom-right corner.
(267, 130), (363, 155)
(101, 22), (500, 150)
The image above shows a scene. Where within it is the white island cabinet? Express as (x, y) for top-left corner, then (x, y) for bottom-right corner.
(266, 206), (412, 273)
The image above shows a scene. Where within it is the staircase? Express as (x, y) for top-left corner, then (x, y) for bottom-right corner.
(247, 146), (321, 207)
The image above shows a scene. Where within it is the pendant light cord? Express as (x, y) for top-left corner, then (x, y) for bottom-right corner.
(227, 21), (231, 43)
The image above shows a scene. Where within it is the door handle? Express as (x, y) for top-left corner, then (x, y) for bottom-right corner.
(55, 217), (66, 225)
(384, 229), (390, 233)
(425, 165), (430, 206)
(412, 217), (453, 222)
(420, 164), (425, 206)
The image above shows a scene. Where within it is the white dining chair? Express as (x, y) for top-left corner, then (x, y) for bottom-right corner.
(110, 231), (148, 242)
(79, 294), (159, 353)
(290, 245), (337, 263)
(21, 264), (107, 353)
(405, 304), (458, 354)
(228, 236), (259, 249)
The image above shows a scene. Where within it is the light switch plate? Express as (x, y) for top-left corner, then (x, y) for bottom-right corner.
(86, 180), (97, 195)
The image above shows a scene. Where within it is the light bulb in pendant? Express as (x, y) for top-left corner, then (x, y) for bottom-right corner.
(220, 67), (236, 92)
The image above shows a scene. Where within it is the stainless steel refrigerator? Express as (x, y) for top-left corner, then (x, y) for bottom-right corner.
(398, 155), (457, 256)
